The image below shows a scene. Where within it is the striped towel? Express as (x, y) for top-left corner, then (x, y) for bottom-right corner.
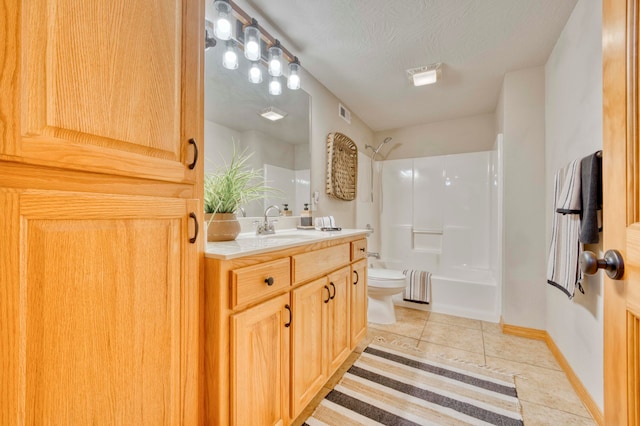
(402, 270), (431, 304)
(547, 160), (584, 298)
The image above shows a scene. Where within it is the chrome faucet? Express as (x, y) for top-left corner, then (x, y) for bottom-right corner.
(256, 205), (281, 235)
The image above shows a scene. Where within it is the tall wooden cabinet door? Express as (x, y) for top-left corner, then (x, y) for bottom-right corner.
(0, 190), (200, 425)
(291, 277), (328, 419)
(231, 293), (290, 426)
(350, 259), (368, 349)
(326, 266), (351, 374)
(1, 0), (202, 183)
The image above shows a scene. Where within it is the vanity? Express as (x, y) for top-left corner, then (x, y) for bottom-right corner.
(204, 229), (369, 425)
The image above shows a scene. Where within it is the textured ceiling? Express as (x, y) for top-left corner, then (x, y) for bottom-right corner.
(237, 0), (578, 131)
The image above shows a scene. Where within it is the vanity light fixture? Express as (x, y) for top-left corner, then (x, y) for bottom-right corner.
(222, 40), (238, 70)
(407, 63), (442, 86)
(268, 76), (282, 96)
(243, 19), (261, 61)
(259, 106), (287, 121)
(212, 0), (233, 41)
(248, 61), (262, 83)
(205, 1), (302, 94)
(287, 57), (301, 90)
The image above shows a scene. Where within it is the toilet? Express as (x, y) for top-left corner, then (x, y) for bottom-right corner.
(367, 268), (407, 324)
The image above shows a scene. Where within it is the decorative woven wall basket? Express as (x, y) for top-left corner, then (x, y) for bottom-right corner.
(326, 132), (358, 201)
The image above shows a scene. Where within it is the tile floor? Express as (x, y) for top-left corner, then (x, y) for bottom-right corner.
(292, 307), (597, 426)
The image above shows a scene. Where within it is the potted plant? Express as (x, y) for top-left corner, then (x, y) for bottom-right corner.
(204, 148), (273, 242)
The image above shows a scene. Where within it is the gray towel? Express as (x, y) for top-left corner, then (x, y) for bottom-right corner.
(402, 269), (431, 304)
(579, 152), (602, 244)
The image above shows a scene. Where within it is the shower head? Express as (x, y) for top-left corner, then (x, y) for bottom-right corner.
(383, 137), (392, 144)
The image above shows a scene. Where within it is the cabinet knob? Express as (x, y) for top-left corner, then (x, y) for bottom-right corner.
(359, 247), (365, 252)
(265, 277), (275, 286)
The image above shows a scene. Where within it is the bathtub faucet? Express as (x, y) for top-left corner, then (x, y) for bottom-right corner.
(367, 252), (380, 259)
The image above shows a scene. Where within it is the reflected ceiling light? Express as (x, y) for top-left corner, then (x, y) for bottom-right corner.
(287, 57), (301, 90)
(268, 41), (283, 77)
(222, 40), (238, 70)
(243, 19), (261, 61)
(407, 63), (442, 86)
(212, 0), (233, 41)
(248, 61), (262, 84)
(259, 106), (287, 121)
(269, 76), (282, 96)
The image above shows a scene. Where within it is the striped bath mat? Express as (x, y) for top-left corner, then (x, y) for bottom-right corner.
(304, 344), (523, 425)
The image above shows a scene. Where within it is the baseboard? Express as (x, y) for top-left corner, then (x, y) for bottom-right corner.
(500, 322), (604, 425)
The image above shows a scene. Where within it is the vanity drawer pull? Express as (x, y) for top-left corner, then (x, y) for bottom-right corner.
(284, 304), (292, 328)
(265, 277), (275, 286)
(230, 258), (291, 309)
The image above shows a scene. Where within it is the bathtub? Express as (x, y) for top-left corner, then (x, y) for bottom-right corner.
(372, 260), (501, 322)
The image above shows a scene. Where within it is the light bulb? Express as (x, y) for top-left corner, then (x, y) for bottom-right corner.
(269, 76), (282, 95)
(213, 0), (233, 40)
(268, 44), (283, 77)
(287, 59), (301, 90)
(248, 62), (262, 84)
(222, 43), (238, 69)
(243, 20), (261, 61)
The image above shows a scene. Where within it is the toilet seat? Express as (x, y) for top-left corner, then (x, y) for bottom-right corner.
(368, 268), (405, 281)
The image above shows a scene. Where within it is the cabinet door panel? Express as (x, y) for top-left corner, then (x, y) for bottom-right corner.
(3, 190), (198, 425)
(327, 266), (351, 373)
(231, 293), (290, 426)
(351, 259), (368, 349)
(291, 277), (327, 418)
(10, 0), (200, 182)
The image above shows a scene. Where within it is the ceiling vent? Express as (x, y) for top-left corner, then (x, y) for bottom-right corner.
(338, 103), (351, 124)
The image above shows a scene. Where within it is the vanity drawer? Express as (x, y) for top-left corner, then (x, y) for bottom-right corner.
(351, 239), (367, 261)
(230, 258), (291, 309)
(292, 243), (350, 284)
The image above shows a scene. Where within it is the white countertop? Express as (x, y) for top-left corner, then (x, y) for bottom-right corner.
(205, 228), (370, 260)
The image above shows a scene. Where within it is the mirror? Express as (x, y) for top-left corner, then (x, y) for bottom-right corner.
(203, 47), (311, 218)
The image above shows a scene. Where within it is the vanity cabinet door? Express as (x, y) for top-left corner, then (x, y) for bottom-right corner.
(1, 190), (199, 425)
(4, 0), (201, 183)
(351, 259), (368, 349)
(231, 293), (290, 426)
(291, 277), (328, 419)
(326, 266), (351, 373)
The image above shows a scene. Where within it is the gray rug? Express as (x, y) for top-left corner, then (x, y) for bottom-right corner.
(304, 343), (523, 425)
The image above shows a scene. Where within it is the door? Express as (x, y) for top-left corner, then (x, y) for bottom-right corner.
(231, 293), (290, 426)
(1, 0), (201, 183)
(0, 191), (199, 425)
(603, 0), (640, 423)
(326, 266), (351, 373)
(350, 259), (368, 349)
(291, 277), (328, 419)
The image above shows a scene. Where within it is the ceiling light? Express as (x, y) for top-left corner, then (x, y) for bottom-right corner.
(212, 0), (233, 41)
(407, 63), (442, 86)
(259, 106), (287, 121)
(268, 41), (283, 77)
(248, 62), (262, 84)
(287, 57), (301, 90)
(222, 40), (238, 70)
(269, 76), (282, 96)
(243, 19), (261, 61)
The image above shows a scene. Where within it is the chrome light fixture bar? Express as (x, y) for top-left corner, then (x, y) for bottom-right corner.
(208, 0), (302, 95)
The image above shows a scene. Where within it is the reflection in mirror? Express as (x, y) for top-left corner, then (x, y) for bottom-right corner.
(204, 46), (311, 218)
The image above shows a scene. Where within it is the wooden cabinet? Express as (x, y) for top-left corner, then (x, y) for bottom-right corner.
(351, 259), (368, 349)
(3, 0), (202, 183)
(1, 0), (203, 424)
(231, 293), (290, 426)
(326, 266), (351, 373)
(205, 235), (368, 425)
(291, 278), (329, 417)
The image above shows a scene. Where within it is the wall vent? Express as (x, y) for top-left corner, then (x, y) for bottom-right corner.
(338, 103), (351, 124)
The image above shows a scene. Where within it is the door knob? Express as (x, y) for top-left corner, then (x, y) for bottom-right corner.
(580, 250), (625, 280)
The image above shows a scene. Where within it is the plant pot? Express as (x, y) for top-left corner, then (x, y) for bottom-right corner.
(206, 213), (241, 242)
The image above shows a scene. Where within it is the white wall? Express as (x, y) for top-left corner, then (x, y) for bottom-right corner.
(500, 67), (547, 330)
(545, 0), (603, 410)
(374, 114), (496, 160)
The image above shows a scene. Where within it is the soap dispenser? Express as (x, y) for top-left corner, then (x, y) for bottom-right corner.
(282, 204), (292, 216)
(300, 203), (312, 226)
